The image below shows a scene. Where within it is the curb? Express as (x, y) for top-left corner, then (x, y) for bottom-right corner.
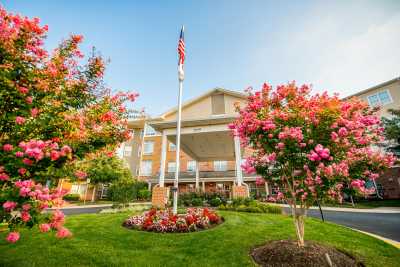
(48, 202), (152, 210)
(350, 228), (400, 249)
(277, 204), (400, 214)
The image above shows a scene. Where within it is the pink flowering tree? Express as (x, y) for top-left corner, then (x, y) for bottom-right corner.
(0, 8), (137, 243)
(230, 82), (396, 246)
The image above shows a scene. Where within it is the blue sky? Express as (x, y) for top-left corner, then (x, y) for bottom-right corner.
(3, 0), (400, 116)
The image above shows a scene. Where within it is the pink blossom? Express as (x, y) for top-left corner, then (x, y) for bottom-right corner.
(61, 145), (72, 154)
(18, 86), (29, 94)
(75, 170), (87, 179)
(31, 108), (39, 117)
(331, 132), (338, 141)
(15, 116), (26, 125)
(23, 158), (33, 165)
(0, 173), (9, 181)
(56, 227), (72, 239)
(15, 151), (24, 157)
(21, 211), (31, 222)
(26, 96), (33, 104)
(277, 142), (285, 150)
(3, 201), (17, 211)
(338, 127), (348, 137)
(3, 144), (13, 152)
(18, 168), (27, 175)
(22, 204), (31, 211)
(50, 150), (60, 161)
(6, 232), (20, 243)
(39, 223), (51, 233)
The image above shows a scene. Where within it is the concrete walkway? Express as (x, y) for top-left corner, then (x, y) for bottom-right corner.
(278, 203), (400, 213)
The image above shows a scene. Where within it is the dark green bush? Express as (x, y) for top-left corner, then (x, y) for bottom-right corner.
(218, 200), (282, 214)
(191, 198), (203, 207)
(209, 197), (222, 207)
(63, 193), (80, 201)
(138, 188), (151, 200)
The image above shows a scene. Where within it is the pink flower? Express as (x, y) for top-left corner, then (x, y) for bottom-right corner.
(15, 116), (26, 125)
(0, 173), (9, 181)
(6, 232), (20, 243)
(18, 168), (27, 176)
(31, 108), (39, 117)
(61, 145), (72, 154)
(331, 132), (338, 141)
(75, 170), (87, 179)
(15, 151), (24, 157)
(277, 142), (285, 150)
(21, 211), (31, 222)
(26, 96), (33, 104)
(3, 201), (17, 211)
(20, 187), (31, 197)
(18, 86), (29, 94)
(56, 227), (72, 239)
(23, 158), (33, 165)
(39, 223), (51, 233)
(50, 150), (60, 161)
(22, 204), (31, 211)
(338, 127), (348, 137)
(3, 144), (13, 152)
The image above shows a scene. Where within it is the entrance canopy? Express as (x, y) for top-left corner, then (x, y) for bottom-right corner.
(149, 116), (240, 161)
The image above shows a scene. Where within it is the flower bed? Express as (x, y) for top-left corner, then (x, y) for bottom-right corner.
(123, 208), (223, 233)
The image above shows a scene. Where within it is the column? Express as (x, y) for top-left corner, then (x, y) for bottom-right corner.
(148, 181), (152, 191)
(159, 131), (167, 187)
(202, 181), (205, 192)
(265, 181), (269, 196)
(234, 135), (243, 186)
(195, 161), (200, 191)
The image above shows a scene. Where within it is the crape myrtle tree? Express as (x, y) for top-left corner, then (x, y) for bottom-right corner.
(229, 82), (396, 247)
(0, 8), (137, 243)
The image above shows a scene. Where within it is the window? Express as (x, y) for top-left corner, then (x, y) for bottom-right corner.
(143, 141), (154, 155)
(187, 160), (196, 172)
(211, 94), (225, 115)
(214, 161), (227, 171)
(367, 90), (393, 107)
(144, 125), (159, 136)
(168, 142), (176, 151)
(168, 162), (176, 173)
(140, 160), (152, 176)
(123, 146), (132, 157)
(135, 167), (140, 176)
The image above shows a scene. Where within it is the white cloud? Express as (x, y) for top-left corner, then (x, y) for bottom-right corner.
(312, 14), (400, 97)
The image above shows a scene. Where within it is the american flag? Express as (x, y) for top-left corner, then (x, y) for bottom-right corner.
(178, 26), (185, 65)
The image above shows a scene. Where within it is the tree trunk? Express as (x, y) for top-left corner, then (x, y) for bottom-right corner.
(291, 204), (306, 247)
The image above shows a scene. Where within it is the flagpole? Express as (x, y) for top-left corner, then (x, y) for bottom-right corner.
(173, 26), (185, 215)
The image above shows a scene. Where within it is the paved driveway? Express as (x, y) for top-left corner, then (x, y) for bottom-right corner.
(285, 207), (400, 242)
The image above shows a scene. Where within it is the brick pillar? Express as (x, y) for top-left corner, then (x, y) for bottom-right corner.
(152, 186), (169, 208)
(232, 185), (249, 198)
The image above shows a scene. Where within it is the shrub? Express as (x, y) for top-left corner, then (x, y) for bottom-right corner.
(63, 194), (80, 201)
(218, 200), (282, 214)
(108, 178), (137, 207)
(191, 198), (204, 207)
(138, 189), (151, 200)
(209, 197), (222, 207)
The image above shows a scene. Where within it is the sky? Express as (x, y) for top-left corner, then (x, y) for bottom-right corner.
(3, 0), (400, 116)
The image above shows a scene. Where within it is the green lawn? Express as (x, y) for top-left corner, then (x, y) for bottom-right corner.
(1, 211), (399, 267)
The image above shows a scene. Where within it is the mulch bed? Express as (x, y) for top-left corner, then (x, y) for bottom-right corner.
(251, 240), (364, 267)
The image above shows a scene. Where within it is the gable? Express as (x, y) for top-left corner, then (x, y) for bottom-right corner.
(163, 90), (247, 121)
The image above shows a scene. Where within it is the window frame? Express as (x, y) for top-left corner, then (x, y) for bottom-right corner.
(367, 90), (393, 107)
(140, 160), (152, 176)
(167, 162), (176, 173)
(213, 160), (228, 171)
(143, 141), (154, 155)
(187, 160), (196, 172)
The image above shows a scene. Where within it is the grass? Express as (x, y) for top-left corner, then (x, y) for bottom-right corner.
(0, 211), (399, 267)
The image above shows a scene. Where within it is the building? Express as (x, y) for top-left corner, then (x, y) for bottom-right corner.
(123, 88), (268, 206)
(345, 77), (400, 199)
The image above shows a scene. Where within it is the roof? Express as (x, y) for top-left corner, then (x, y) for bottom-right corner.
(344, 76), (400, 99)
(157, 87), (246, 119)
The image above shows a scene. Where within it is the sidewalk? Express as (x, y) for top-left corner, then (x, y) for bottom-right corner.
(277, 204), (400, 213)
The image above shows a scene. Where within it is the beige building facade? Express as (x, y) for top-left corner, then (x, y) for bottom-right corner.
(123, 88), (267, 205)
(345, 77), (400, 199)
